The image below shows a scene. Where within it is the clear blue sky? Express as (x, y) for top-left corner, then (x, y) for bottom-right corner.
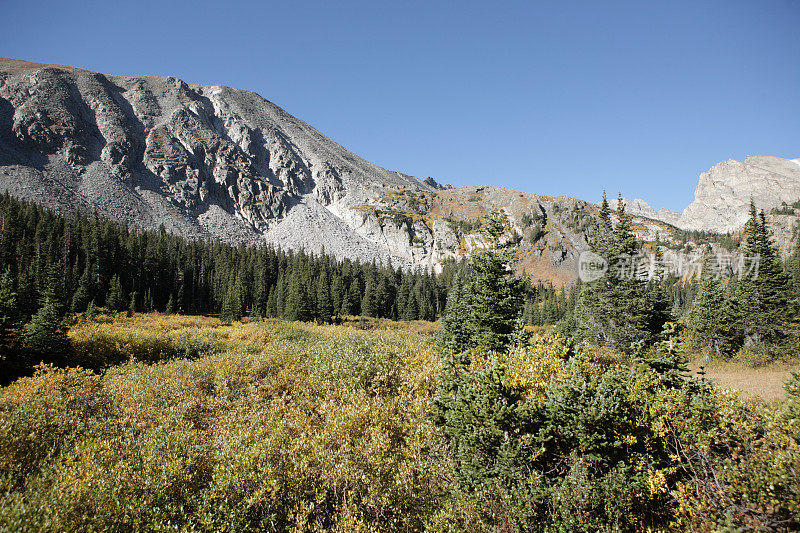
(1, 0), (798, 211)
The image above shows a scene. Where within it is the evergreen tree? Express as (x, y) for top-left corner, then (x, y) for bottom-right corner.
(275, 273), (286, 317)
(143, 290), (154, 313)
(575, 194), (670, 352)
(71, 266), (93, 313)
(442, 211), (525, 353)
(165, 294), (176, 315)
(316, 269), (334, 323)
(219, 278), (243, 323)
(286, 269), (313, 322)
(0, 269), (18, 344)
(736, 201), (794, 346)
(404, 279), (421, 321)
(24, 267), (69, 360)
(266, 286), (278, 318)
(468, 211), (525, 352)
(105, 274), (126, 311)
(361, 278), (377, 318)
(441, 273), (474, 353)
(688, 264), (740, 357)
(0, 193), (454, 333)
(343, 280), (361, 316)
(331, 274), (344, 317)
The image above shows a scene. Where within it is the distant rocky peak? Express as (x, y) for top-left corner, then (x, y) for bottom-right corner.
(679, 155), (800, 232)
(423, 177), (453, 190)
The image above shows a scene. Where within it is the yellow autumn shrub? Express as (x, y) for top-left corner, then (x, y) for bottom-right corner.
(0, 318), (447, 531)
(501, 332), (571, 399)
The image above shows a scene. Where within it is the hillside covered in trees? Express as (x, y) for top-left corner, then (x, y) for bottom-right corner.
(0, 194), (579, 380)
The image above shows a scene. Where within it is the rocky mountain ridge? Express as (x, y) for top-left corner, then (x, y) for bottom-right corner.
(0, 59), (797, 284)
(613, 156), (800, 234)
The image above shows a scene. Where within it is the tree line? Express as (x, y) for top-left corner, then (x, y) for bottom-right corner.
(0, 193), (467, 379)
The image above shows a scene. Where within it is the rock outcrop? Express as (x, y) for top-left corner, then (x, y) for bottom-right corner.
(678, 156), (800, 233)
(607, 157), (800, 238)
(608, 198), (682, 227)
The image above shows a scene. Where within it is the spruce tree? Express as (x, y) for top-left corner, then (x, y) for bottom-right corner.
(316, 269), (334, 323)
(219, 279), (243, 323)
(441, 210), (525, 353)
(361, 278), (377, 318)
(0, 269), (18, 344)
(404, 280), (421, 321)
(128, 291), (138, 316)
(24, 297), (69, 360)
(688, 262), (740, 357)
(331, 274), (344, 316)
(266, 286), (278, 318)
(105, 274), (126, 312)
(24, 268), (69, 361)
(71, 266), (93, 313)
(165, 294), (176, 315)
(575, 194), (670, 352)
(286, 269), (313, 322)
(343, 280), (361, 316)
(736, 201), (794, 346)
(441, 273), (474, 353)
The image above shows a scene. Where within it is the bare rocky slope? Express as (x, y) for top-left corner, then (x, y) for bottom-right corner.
(613, 156), (800, 234)
(0, 59), (797, 284)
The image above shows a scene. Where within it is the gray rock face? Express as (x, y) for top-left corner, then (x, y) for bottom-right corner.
(607, 157), (800, 235)
(608, 198), (682, 227)
(679, 156), (800, 232)
(0, 58), (434, 266)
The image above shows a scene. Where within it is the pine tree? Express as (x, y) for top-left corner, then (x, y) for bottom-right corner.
(736, 201), (794, 346)
(0, 269), (18, 344)
(105, 274), (126, 312)
(316, 269), (334, 323)
(165, 294), (176, 315)
(442, 211), (525, 353)
(575, 194), (670, 352)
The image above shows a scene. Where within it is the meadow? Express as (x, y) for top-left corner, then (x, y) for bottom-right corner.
(2, 315), (447, 531)
(1, 314), (798, 531)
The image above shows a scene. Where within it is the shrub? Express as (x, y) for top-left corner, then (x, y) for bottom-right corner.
(0, 320), (446, 531)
